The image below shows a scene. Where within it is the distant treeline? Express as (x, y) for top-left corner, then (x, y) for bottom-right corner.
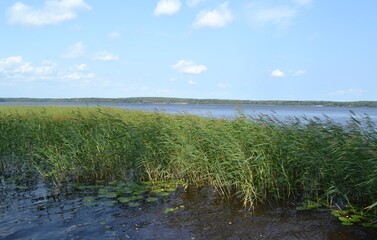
(1, 97), (377, 107)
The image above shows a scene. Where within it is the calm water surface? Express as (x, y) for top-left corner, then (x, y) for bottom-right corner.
(1, 179), (376, 240)
(2, 101), (377, 123)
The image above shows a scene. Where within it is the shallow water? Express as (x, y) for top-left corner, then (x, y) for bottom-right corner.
(0, 179), (376, 240)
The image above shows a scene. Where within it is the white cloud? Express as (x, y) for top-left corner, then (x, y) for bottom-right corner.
(92, 51), (120, 61)
(63, 72), (95, 80)
(193, 2), (233, 28)
(0, 56), (22, 74)
(188, 80), (197, 85)
(293, 69), (306, 76)
(108, 31), (121, 40)
(172, 60), (207, 74)
(0, 56), (57, 80)
(73, 64), (88, 71)
(7, 0), (91, 27)
(0, 56), (23, 67)
(0, 56), (99, 87)
(61, 42), (85, 59)
(154, 0), (181, 16)
(271, 69), (285, 77)
(187, 0), (205, 7)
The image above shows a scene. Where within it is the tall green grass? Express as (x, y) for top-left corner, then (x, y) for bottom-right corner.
(0, 106), (376, 213)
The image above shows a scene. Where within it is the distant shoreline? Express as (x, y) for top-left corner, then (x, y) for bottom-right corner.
(1, 97), (377, 108)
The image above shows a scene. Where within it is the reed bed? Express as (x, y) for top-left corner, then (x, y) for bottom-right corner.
(0, 106), (376, 214)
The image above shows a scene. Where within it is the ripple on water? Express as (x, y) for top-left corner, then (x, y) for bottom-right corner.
(0, 181), (376, 240)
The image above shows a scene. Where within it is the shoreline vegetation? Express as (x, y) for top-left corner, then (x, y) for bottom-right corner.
(0, 106), (376, 227)
(1, 97), (377, 107)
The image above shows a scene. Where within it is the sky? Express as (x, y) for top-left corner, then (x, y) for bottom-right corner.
(0, 0), (377, 101)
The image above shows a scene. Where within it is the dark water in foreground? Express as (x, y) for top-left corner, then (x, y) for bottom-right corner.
(1, 179), (376, 240)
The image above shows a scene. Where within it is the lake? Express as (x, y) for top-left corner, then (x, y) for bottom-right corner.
(2, 101), (377, 124)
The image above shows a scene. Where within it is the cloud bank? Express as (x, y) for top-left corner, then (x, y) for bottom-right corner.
(7, 0), (91, 27)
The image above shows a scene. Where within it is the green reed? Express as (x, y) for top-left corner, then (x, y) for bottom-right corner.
(0, 106), (376, 214)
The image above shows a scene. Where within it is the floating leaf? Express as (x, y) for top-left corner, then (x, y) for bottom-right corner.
(164, 207), (176, 214)
(117, 197), (131, 203)
(129, 195), (143, 201)
(146, 197), (158, 203)
(151, 188), (164, 194)
(306, 202), (321, 209)
(83, 196), (96, 206)
(166, 188), (176, 192)
(331, 210), (343, 217)
(99, 192), (117, 198)
(128, 202), (140, 207)
(133, 189), (147, 195)
(103, 200), (117, 207)
(338, 216), (350, 222)
(341, 222), (353, 226)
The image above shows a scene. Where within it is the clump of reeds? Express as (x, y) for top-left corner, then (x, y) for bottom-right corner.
(0, 106), (376, 214)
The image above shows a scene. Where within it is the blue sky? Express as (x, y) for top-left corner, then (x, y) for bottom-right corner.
(0, 0), (376, 101)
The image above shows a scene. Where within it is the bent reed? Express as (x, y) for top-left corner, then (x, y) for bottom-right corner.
(0, 106), (376, 213)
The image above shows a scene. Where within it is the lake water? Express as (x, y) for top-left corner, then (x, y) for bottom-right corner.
(1, 179), (376, 240)
(2, 101), (377, 124)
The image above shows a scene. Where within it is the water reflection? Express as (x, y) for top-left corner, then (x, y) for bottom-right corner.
(0, 180), (376, 240)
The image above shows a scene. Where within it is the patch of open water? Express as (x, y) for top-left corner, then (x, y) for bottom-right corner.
(0, 179), (376, 240)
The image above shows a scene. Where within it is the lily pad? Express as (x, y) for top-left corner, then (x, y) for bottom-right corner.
(99, 191), (118, 198)
(103, 200), (117, 207)
(331, 210), (344, 217)
(128, 202), (140, 207)
(341, 221), (353, 226)
(117, 197), (131, 203)
(164, 207), (177, 214)
(165, 187), (176, 192)
(338, 216), (349, 222)
(133, 189), (147, 195)
(146, 197), (159, 203)
(83, 196), (97, 206)
(129, 195), (144, 201)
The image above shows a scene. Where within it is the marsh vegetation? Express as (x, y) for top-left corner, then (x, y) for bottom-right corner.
(0, 106), (376, 228)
